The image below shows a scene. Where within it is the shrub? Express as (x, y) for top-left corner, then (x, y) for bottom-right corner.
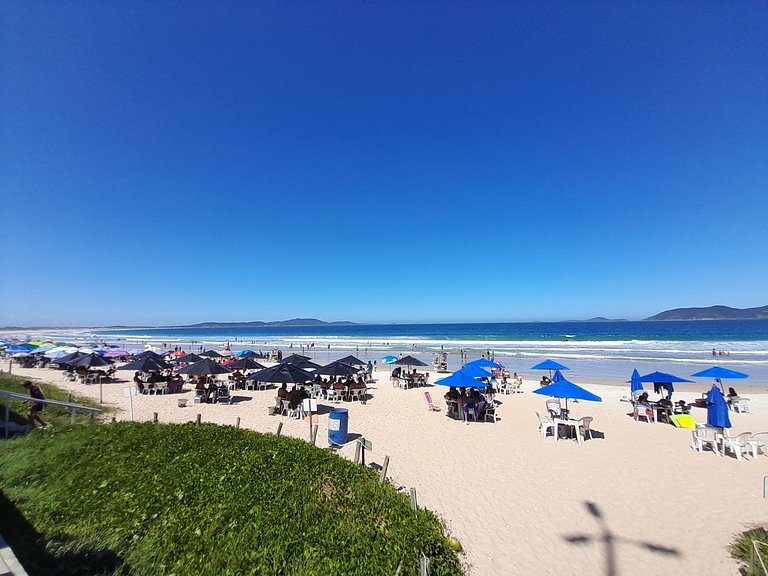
(730, 525), (768, 573)
(0, 422), (463, 575)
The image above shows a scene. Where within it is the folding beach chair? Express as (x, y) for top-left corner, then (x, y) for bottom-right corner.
(424, 391), (441, 411)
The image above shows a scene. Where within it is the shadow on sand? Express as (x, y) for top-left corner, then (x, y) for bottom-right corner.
(562, 501), (680, 576)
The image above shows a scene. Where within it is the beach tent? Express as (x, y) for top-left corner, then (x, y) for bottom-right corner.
(236, 349), (256, 357)
(532, 359), (570, 379)
(177, 358), (232, 376)
(435, 369), (488, 388)
(705, 385), (731, 429)
(249, 363), (314, 384)
(532, 374), (602, 413)
(382, 355), (398, 364)
(691, 366), (748, 394)
(315, 361), (359, 377)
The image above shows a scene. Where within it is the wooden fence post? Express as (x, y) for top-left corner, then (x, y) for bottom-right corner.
(153, 412), (158, 423)
(276, 422), (283, 437)
(379, 455), (390, 485)
(196, 413), (201, 425)
(236, 417), (241, 429)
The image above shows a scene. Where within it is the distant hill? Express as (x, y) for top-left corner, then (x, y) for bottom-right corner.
(178, 318), (356, 328)
(584, 317), (628, 322)
(646, 305), (768, 321)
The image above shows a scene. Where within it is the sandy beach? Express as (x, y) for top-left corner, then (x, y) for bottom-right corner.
(4, 357), (766, 576)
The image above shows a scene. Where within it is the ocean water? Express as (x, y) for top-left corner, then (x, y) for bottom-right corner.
(90, 320), (768, 386)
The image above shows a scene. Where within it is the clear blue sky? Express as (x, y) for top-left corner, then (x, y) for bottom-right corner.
(1, 2), (766, 326)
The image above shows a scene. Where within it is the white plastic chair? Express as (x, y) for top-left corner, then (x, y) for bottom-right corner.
(722, 432), (752, 461)
(633, 404), (654, 423)
(691, 426), (721, 455)
(747, 432), (768, 458)
(730, 397), (751, 414)
(484, 404), (498, 423)
(578, 417), (594, 441)
(536, 411), (555, 439)
(546, 399), (561, 419)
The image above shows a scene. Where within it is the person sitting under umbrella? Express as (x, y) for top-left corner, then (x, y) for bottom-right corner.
(206, 380), (219, 403)
(540, 375), (552, 387)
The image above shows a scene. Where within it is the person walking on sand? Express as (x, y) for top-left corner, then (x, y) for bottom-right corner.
(23, 381), (47, 428)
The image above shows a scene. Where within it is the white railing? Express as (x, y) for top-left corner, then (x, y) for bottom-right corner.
(750, 540), (768, 576)
(0, 390), (102, 437)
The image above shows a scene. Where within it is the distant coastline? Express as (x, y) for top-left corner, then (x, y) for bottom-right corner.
(645, 305), (768, 321)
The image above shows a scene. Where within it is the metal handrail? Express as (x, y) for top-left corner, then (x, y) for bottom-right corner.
(1, 389), (101, 437)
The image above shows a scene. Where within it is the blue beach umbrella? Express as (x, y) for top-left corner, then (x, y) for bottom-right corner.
(629, 369), (644, 393)
(465, 358), (503, 370)
(691, 366), (748, 394)
(552, 369), (566, 383)
(382, 355), (398, 364)
(532, 359), (570, 379)
(459, 364), (493, 378)
(637, 371), (693, 383)
(435, 369), (488, 388)
(533, 375), (602, 412)
(705, 385), (732, 429)
(236, 349), (255, 357)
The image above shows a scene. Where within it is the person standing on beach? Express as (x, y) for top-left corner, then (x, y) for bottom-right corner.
(23, 381), (47, 428)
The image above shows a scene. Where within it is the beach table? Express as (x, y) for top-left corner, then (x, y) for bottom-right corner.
(554, 418), (583, 446)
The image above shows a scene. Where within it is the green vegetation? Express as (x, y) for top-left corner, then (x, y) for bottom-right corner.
(730, 525), (768, 573)
(0, 373), (107, 428)
(0, 422), (463, 575)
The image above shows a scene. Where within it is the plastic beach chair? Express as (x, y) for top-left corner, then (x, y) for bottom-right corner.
(424, 391), (441, 411)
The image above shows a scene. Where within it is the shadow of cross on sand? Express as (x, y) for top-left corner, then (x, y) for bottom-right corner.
(562, 501), (681, 576)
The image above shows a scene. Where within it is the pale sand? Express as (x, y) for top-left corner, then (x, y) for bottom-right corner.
(5, 362), (768, 575)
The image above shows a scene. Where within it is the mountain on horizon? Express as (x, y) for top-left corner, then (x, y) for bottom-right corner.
(645, 305), (768, 321)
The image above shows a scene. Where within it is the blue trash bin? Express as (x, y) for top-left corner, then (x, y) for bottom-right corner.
(328, 408), (349, 446)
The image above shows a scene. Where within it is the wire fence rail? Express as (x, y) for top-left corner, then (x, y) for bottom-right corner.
(0, 390), (102, 437)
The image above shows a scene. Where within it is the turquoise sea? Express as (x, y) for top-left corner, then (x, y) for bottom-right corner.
(91, 320), (768, 386)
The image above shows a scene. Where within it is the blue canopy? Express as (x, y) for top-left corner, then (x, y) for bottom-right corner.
(465, 358), (503, 369)
(638, 371), (693, 383)
(532, 359), (570, 371)
(382, 355), (398, 364)
(236, 349), (255, 357)
(629, 369), (644, 393)
(459, 364), (493, 378)
(705, 385), (732, 429)
(434, 370), (488, 388)
(552, 369), (565, 382)
(533, 377), (602, 404)
(691, 366), (748, 380)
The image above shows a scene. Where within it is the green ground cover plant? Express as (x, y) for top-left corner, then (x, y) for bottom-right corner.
(0, 373), (106, 428)
(0, 422), (463, 575)
(730, 525), (768, 574)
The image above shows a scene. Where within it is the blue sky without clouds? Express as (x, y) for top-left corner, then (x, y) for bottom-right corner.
(1, 2), (766, 326)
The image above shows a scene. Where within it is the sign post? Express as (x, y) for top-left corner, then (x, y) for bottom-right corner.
(303, 398), (318, 441)
(122, 386), (138, 421)
(358, 437), (372, 466)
